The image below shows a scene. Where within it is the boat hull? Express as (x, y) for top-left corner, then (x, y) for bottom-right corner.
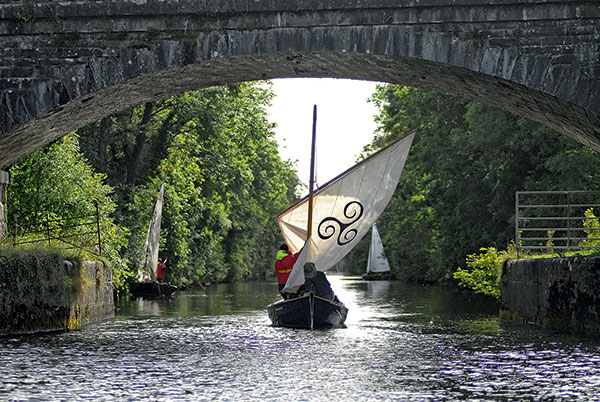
(130, 282), (177, 299)
(362, 271), (392, 281)
(267, 293), (348, 329)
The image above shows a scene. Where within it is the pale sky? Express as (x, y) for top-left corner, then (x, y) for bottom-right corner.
(267, 78), (380, 192)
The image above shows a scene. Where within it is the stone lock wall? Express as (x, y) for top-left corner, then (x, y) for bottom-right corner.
(500, 256), (600, 334)
(0, 256), (114, 336)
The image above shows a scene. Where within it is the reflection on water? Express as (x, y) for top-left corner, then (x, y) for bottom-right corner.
(2, 276), (600, 401)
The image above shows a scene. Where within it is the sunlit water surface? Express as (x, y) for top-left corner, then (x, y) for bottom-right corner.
(2, 276), (600, 401)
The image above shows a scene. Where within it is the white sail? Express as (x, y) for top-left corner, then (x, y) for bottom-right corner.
(280, 130), (416, 292)
(367, 223), (390, 273)
(139, 183), (165, 283)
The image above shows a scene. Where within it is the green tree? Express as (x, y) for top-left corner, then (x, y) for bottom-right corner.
(349, 84), (600, 286)
(77, 83), (300, 287)
(7, 134), (129, 289)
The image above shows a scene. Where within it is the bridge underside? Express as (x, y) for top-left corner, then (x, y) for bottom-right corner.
(1, 1), (598, 167)
(1, 51), (598, 168)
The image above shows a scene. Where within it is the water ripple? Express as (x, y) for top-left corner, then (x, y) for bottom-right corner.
(2, 279), (600, 401)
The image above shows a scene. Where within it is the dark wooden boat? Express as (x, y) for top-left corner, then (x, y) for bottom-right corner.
(130, 282), (177, 299)
(361, 271), (392, 281)
(267, 292), (348, 330)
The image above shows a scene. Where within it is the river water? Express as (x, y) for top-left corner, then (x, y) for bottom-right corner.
(2, 276), (600, 401)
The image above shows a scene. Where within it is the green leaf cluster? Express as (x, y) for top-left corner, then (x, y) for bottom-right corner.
(6, 82), (299, 291)
(346, 84), (600, 289)
(453, 246), (513, 299)
(581, 208), (600, 248)
(76, 82), (299, 288)
(7, 135), (129, 289)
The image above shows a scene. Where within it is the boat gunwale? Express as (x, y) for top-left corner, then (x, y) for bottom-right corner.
(267, 292), (348, 310)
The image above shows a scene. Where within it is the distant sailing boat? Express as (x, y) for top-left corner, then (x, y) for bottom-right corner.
(362, 223), (392, 280)
(267, 105), (416, 329)
(130, 183), (177, 298)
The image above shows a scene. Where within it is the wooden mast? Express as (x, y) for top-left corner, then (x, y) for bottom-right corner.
(307, 105), (317, 238)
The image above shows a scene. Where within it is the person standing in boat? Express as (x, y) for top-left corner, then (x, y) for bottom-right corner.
(274, 243), (301, 299)
(157, 259), (167, 283)
(302, 262), (338, 302)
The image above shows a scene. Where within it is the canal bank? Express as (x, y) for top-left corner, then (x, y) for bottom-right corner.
(501, 256), (600, 334)
(0, 251), (114, 336)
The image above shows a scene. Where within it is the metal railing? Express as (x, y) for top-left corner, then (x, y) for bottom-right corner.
(9, 203), (102, 256)
(516, 191), (600, 253)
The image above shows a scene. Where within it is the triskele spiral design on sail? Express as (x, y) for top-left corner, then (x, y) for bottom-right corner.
(317, 201), (364, 246)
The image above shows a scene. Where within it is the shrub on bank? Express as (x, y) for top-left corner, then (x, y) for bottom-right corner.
(454, 210), (600, 299)
(453, 245), (516, 300)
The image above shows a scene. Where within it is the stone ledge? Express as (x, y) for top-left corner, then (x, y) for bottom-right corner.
(0, 257), (114, 336)
(500, 256), (600, 334)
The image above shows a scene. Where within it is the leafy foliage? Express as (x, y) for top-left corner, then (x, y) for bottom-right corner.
(582, 208), (600, 248)
(6, 83), (299, 291)
(77, 83), (300, 288)
(453, 246), (515, 299)
(455, 209), (600, 299)
(7, 135), (129, 289)
(345, 84), (600, 290)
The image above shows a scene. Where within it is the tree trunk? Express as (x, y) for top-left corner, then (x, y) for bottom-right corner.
(98, 116), (110, 167)
(127, 102), (154, 184)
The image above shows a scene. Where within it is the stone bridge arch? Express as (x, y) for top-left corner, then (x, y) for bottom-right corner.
(0, 0), (598, 169)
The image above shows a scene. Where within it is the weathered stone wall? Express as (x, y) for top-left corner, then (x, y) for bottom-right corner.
(0, 256), (114, 336)
(501, 256), (600, 334)
(0, 170), (8, 245)
(0, 0), (598, 168)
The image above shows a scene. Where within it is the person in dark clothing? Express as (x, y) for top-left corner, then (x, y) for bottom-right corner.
(302, 262), (338, 302)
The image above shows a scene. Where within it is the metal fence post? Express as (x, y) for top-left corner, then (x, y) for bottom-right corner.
(515, 192), (520, 258)
(95, 202), (102, 256)
(12, 215), (16, 247)
(567, 192), (571, 250)
(46, 214), (51, 247)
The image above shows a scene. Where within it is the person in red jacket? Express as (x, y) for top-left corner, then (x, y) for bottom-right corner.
(274, 243), (301, 299)
(157, 259), (167, 283)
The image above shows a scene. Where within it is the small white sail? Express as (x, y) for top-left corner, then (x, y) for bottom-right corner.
(139, 183), (165, 283)
(367, 223), (390, 274)
(280, 130), (416, 292)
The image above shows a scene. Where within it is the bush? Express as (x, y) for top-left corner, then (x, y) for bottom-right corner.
(452, 244), (517, 299)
